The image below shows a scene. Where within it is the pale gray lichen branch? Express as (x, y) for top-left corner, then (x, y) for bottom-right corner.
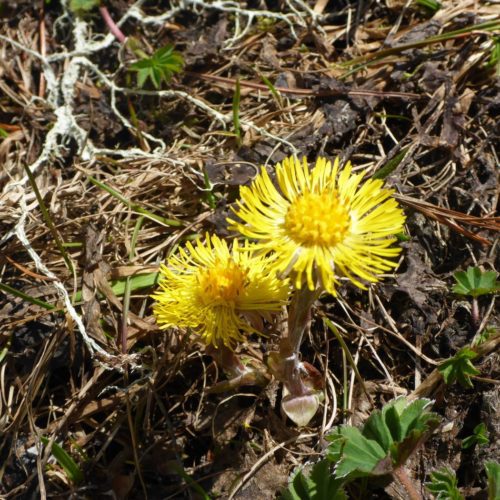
(12, 198), (118, 366)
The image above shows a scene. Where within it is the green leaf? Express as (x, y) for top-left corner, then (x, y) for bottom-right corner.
(327, 426), (387, 478)
(426, 467), (463, 500)
(452, 267), (500, 298)
(69, 0), (99, 14)
(439, 347), (480, 388)
(326, 397), (441, 480)
(462, 423), (489, 449)
(130, 44), (184, 89)
(280, 460), (346, 500)
(389, 399), (440, 466)
(485, 461), (500, 500)
(41, 437), (84, 484)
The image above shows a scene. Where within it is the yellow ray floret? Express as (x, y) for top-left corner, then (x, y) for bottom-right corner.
(151, 234), (289, 348)
(228, 156), (406, 294)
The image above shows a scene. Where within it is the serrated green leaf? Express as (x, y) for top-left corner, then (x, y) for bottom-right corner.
(41, 437), (83, 484)
(391, 419), (439, 467)
(136, 68), (149, 88)
(485, 461), (500, 500)
(154, 45), (174, 61)
(361, 397), (439, 467)
(151, 67), (162, 89)
(426, 467), (463, 500)
(325, 433), (344, 463)
(326, 397), (441, 482)
(397, 398), (435, 436)
(331, 426), (387, 478)
(439, 348), (480, 388)
(452, 267), (500, 298)
(362, 404), (395, 451)
(280, 460), (346, 500)
(462, 423), (489, 449)
(388, 398), (440, 466)
(129, 44), (184, 89)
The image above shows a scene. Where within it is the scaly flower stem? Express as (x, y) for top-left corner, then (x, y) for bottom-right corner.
(205, 344), (247, 379)
(205, 345), (271, 391)
(279, 287), (320, 396)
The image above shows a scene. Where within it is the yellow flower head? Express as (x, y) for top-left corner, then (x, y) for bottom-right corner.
(228, 156), (406, 294)
(151, 234), (289, 348)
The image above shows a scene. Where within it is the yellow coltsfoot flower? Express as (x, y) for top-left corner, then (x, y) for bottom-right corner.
(229, 156), (406, 294)
(152, 234), (289, 348)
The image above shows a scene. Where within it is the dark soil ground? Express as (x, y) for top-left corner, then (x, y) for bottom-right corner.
(0, 1), (499, 498)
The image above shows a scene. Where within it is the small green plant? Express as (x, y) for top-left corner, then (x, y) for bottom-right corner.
(281, 460), (346, 500)
(326, 397), (440, 478)
(485, 461), (500, 500)
(280, 397), (441, 498)
(453, 267), (499, 328)
(462, 423), (489, 449)
(452, 267), (500, 298)
(472, 325), (497, 346)
(438, 347), (480, 388)
(426, 467), (463, 500)
(130, 44), (184, 89)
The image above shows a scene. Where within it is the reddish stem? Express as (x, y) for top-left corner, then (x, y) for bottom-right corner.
(99, 6), (127, 44)
(393, 467), (422, 500)
(471, 297), (480, 330)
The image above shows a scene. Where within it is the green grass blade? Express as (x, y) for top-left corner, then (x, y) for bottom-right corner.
(233, 76), (242, 146)
(259, 73), (283, 107)
(41, 437), (84, 484)
(373, 147), (409, 180)
(22, 164), (74, 274)
(87, 175), (183, 227)
(172, 463), (211, 500)
(0, 282), (56, 310)
(415, 0), (441, 13)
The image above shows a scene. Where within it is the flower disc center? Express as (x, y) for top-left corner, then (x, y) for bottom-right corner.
(284, 191), (350, 247)
(198, 260), (247, 305)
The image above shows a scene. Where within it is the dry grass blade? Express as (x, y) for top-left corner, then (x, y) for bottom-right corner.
(396, 194), (500, 245)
